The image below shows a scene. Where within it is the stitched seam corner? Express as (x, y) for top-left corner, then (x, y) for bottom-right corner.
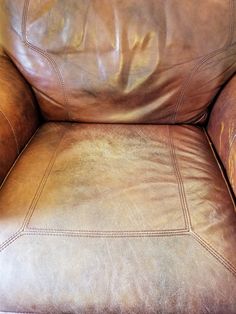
(0, 109), (19, 154)
(21, 128), (67, 230)
(167, 126), (192, 230)
(191, 231), (236, 278)
(203, 128), (235, 208)
(22, 0), (70, 121)
(0, 232), (23, 253)
(0, 125), (65, 253)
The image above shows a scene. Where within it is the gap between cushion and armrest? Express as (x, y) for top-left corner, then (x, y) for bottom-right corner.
(0, 49), (40, 185)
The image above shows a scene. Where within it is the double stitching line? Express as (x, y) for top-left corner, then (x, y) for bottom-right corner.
(167, 126), (192, 230)
(22, 127), (67, 229)
(192, 231), (236, 277)
(0, 232), (22, 253)
(23, 230), (189, 239)
(22, 0), (70, 121)
(25, 227), (189, 237)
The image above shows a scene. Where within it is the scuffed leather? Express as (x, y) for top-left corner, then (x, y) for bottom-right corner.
(208, 75), (236, 196)
(1, 0), (236, 123)
(0, 48), (39, 185)
(0, 123), (236, 313)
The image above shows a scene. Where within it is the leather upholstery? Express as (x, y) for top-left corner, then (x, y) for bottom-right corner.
(0, 0), (236, 313)
(1, 0), (236, 123)
(208, 75), (236, 195)
(0, 123), (236, 312)
(0, 49), (39, 185)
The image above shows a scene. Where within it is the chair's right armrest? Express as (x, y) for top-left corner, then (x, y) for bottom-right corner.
(0, 49), (40, 185)
(207, 75), (236, 196)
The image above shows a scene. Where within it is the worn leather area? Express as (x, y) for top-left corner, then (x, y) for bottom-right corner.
(208, 75), (236, 196)
(1, 236), (236, 313)
(0, 123), (235, 312)
(1, 0), (236, 123)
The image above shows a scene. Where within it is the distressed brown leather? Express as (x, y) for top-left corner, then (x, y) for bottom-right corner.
(208, 75), (236, 195)
(0, 49), (39, 185)
(0, 0), (236, 313)
(0, 123), (236, 312)
(1, 0), (236, 123)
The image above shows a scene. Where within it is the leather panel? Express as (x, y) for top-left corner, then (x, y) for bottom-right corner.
(1, 0), (236, 123)
(208, 75), (236, 196)
(28, 124), (185, 231)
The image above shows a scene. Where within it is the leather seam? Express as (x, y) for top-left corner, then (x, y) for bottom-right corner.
(172, 46), (235, 123)
(22, 0), (70, 121)
(173, 0), (235, 124)
(204, 128), (235, 207)
(26, 227), (188, 234)
(0, 126), (66, 252)
(168, 127), (236, 277)
(0, 232), (23, 253)
(0, 108), (19, 154)
(22, 127), (67, 230)
(191, 231), (236, 277)
(0, 127), (40, 191)
(167, 126), (192, 230)
(22, 230), (189, 238)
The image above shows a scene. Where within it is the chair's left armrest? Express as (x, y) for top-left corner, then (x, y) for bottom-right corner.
(207, 75), (236, 196)
(0, 50), (40, 185)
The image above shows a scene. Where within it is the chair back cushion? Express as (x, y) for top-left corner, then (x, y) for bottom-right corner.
(1, 0), (236, 123)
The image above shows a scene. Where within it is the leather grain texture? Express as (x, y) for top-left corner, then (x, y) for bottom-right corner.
(1, 0), (236, 123)
(208, 75), (236, 196)
(0, 49), (39, 185)
(0, 123), (235, 312)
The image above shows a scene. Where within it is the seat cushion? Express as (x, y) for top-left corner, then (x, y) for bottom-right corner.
(0, 122), (236, 313)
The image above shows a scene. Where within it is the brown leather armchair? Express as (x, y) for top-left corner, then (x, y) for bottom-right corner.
(0, 1), (235, 312)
